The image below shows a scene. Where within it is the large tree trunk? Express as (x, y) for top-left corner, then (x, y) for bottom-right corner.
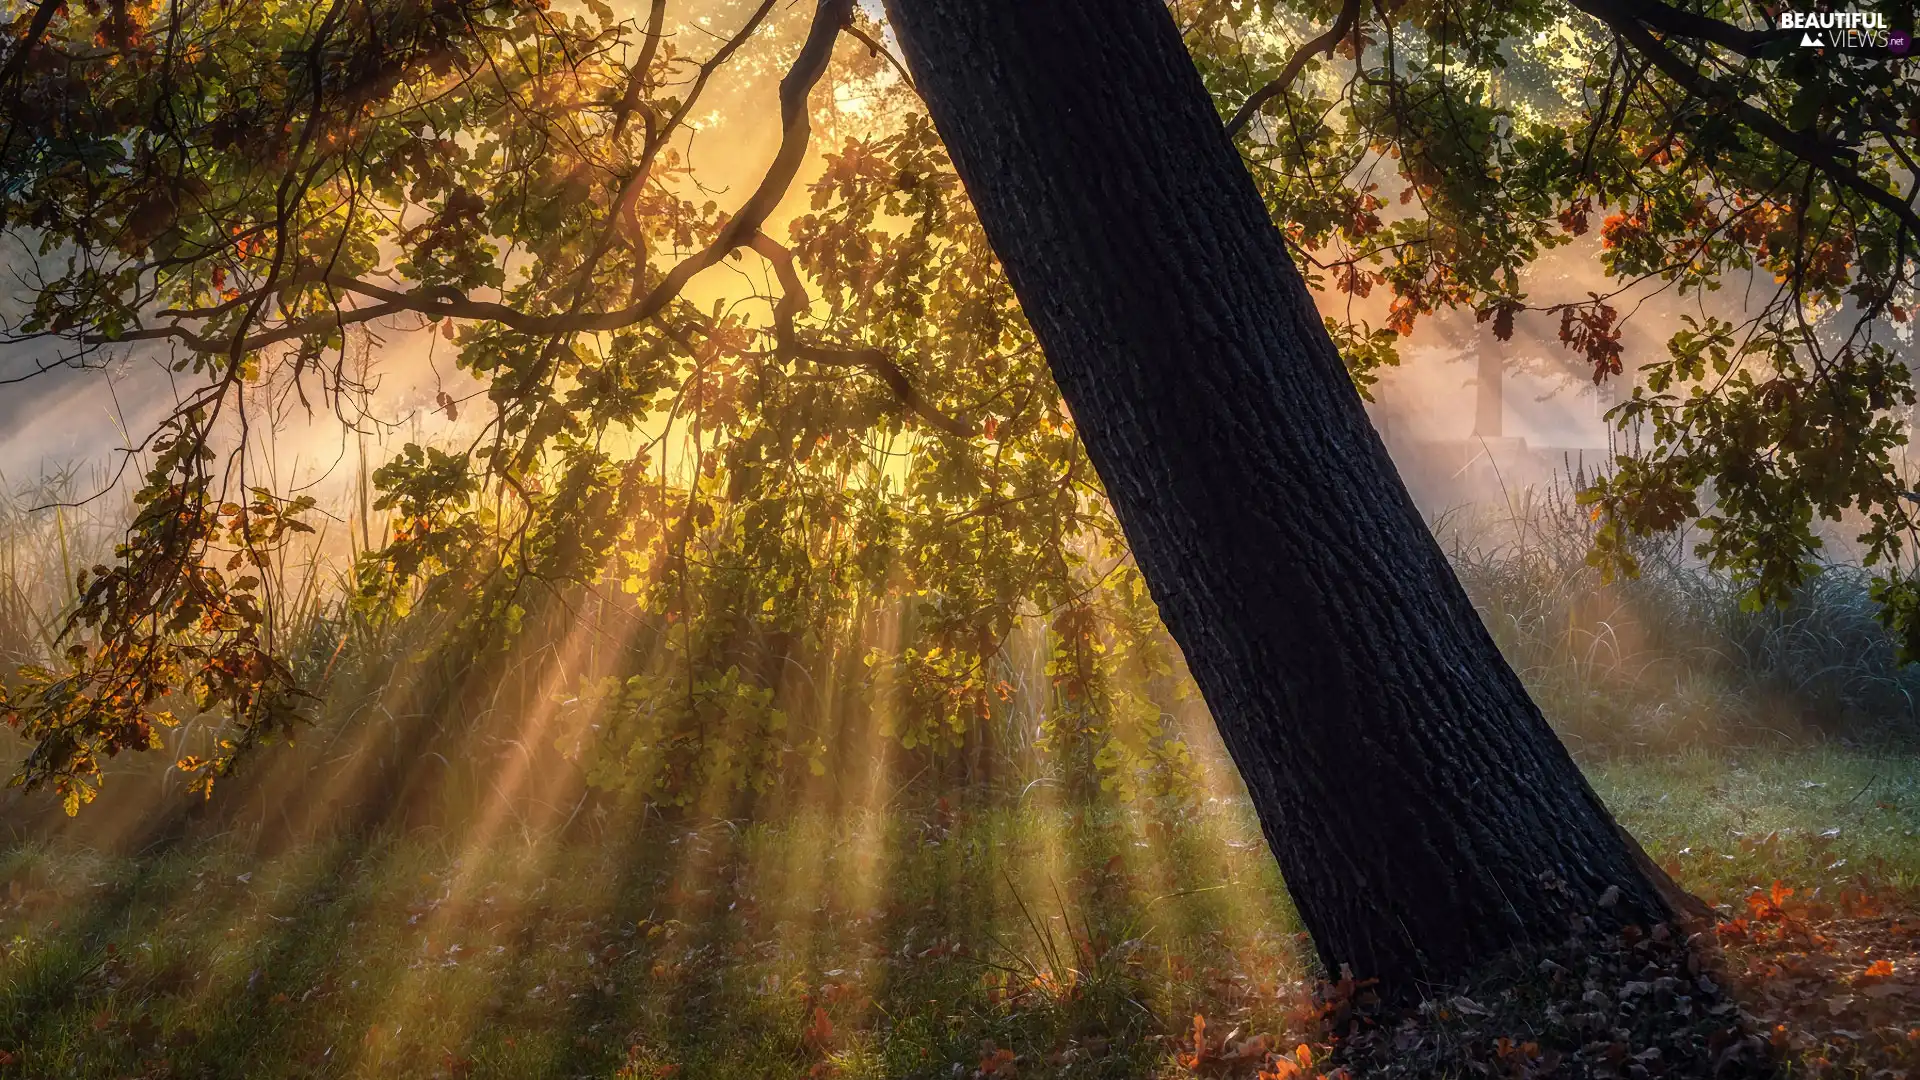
(884, 0), (1680, 993)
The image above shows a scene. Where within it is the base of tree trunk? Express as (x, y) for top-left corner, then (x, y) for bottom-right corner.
(1319, 916), (1777, 1080)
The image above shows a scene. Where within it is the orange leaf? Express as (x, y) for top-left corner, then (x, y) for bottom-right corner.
(977, 1045), (1015, 1076)
(1865, 959), (1894, 977)
(1178, 1013), (1210, 1068)
(1296, 1042), (1314, 1068)
(803, 1005), (834, 1050)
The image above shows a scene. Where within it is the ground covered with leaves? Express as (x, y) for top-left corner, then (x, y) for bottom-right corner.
(0, 749), (1916, 1079)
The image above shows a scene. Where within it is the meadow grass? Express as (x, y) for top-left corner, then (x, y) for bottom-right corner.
(1590, 747), (1920, 903)
(0, 798), (1302, 1079)
(2, 749), (1917, 1079)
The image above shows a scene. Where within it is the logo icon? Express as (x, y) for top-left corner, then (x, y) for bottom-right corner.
(1800, 31), (1825, 46)
(1892, 29), (1913, 54)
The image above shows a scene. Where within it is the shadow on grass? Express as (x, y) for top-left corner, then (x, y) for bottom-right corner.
(0, 776), (1311, 1080)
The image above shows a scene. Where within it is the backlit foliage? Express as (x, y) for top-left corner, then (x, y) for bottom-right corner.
(1186, 0), (1920, 647)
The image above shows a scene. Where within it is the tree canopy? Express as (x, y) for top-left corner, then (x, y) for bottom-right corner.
(1, 0), (1916, 813)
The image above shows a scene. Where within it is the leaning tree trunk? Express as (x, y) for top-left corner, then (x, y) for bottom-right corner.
(884, 0), (1687, 993)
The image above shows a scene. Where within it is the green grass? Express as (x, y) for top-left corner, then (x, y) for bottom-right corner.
(1588, 748), (1920, 904)
(0, 800), (1305, 1080)
(3, 749), (1917, 1079)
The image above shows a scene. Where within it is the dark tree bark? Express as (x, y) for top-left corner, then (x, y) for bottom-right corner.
(884, 0), (1687, 993)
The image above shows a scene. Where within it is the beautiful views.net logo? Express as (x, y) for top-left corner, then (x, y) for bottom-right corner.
(1778, 9), (1906, 52)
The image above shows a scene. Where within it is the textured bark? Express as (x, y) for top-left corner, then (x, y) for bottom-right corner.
(884, 0), (1678, 992)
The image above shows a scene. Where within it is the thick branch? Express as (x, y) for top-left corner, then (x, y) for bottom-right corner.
(92, 0), (859, 356)
(1222, 0), (1361, 140)
(0, 0), (62, 90)
(83, 297), (417, 353)
(707, 0), (850, 255)
(531, 0), (849, 332)
(746, 231), (975, 438)
(1572, 0), (1792, 59)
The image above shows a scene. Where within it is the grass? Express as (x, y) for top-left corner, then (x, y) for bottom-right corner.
(2, 749), (1917, 1079)
(1592, 748), (1920, 903)
(1442, 481), (1920, 755)
(0, 798), (1304, 1079)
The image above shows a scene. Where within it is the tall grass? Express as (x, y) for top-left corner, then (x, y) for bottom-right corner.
(1442, 476), (1920, 755)
(0, 461), (368, 841)
(0, 466), (124, 675)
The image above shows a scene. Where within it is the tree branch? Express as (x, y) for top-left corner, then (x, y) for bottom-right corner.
(609, 0), (669, 143)
(1223, 0), (1361, 140)
(1573, 0), (1920, 240)
(524, 0), (848, 334)
(844, 21), (916, 92)
(1571, 0), (1792, 59)
(0, 0), (63, 90)
(95, 1), (859, 360)
(746, 231), (975, 438)
(85, 0), (966, 439)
